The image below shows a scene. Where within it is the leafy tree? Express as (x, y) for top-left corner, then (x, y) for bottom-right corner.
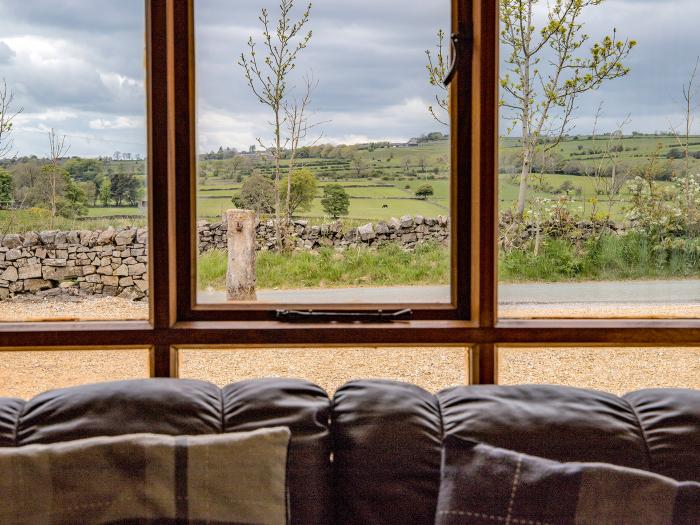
(280, 168), (317, 215)
(0, 168), (13, 209)
(78, 181), (97, 207)
(99, 179), (111, 207)
(64, 158), (103, 182)
(231, 173), (275, 214)
(500, 0), (636, 217)
(57, 178), (88, 218)
(415, 184), (434, 200)
(109, 171), (140, 206)
(320, 184), (350, 219)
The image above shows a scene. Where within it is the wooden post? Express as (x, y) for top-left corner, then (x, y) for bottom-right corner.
(226, 209), (257, 301)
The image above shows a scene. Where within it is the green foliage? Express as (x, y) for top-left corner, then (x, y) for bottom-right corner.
(57, 178), (89, 218)
(109, 171), (141, 207)
(320, 184), (350, 219)
(280, 168), (317, 215)
(626, 145), (700, 238)
(231, 173), (275, 214)
(415, 184), (434, 200)
(64, 158), (103, 182)
(424, 30), (449, 125)
(0, 168), (13, 209)
(500, 232), (700, 282)
(99, 179), (112, 207)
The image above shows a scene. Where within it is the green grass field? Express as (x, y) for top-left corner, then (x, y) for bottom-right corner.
(4, 135), (683, 232)
(501, 134), (700, 171)
(195, 177), (450, 220)
(0, 209), (146, 232)
(193, 136), (690, 223)
(86, 207), (141, 217)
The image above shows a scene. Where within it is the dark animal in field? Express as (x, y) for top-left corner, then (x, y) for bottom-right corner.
(382, 204), (388, 208)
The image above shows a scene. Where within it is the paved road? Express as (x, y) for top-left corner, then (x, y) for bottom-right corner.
(499, 279), (700, 305)
(198, 279), (700, 305)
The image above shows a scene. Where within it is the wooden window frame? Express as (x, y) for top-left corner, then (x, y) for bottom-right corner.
(0, 0), (698, 387)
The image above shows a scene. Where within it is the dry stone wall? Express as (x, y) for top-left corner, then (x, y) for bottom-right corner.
(198, 215), (450, 253)
(0, 215), (449, 300)
(0, 228), (148, 301)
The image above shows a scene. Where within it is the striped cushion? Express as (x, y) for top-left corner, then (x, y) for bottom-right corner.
(0, 428), (290, 525)
(437, 435), (699, 525)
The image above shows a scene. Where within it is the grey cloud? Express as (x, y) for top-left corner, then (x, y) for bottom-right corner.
(195, 0), (449, 150)
(0, 40), (14, 64)
(0, 0), (146, 155)
(1, 0), (144, 35)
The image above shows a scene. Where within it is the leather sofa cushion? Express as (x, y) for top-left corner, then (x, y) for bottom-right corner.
(1, 378), (698, 525)
(0, 378), (332, 525)
(331, 381), (700, 525)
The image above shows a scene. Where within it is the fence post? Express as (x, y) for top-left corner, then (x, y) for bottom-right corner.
(226, 209), (257, 301)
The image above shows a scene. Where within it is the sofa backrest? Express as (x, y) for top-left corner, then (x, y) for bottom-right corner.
(1, 378), (698, 525)
(0, 378), (333, 525)
(331, 380), (700, 525)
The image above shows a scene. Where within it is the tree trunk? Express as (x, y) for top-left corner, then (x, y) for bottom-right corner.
(516, 146), (531, 217)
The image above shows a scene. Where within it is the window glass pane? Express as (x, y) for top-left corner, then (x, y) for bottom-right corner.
(0, 349), (150, 399)
(498, 1), (700, 318)
(195, 0), (452, 306)
(0, 1), (148, 321)
(498, 347), (700, 395)
(178, 346), (467, 393)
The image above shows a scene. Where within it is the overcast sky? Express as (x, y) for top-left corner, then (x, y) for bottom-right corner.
(0, 0), (698, 157)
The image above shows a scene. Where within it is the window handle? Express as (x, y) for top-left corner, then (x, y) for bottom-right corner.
(275, 308), (413, 323)
(443, 30), (471, 87)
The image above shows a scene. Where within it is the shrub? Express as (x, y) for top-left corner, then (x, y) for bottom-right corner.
(320, 184), (350, 219)
(231, 173), (275, 214)
(280, 168), (318, 215)
(415, 184), (434, 200)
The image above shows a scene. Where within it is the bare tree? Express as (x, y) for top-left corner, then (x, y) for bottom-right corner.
(500, 0), (636, 218)
(669, 56), (700, 209)
(238, 0), (312, 250)
(350, 154), (367, 178)
(46, 128), (70, 226)
(0, 79), (23, 159)
(583, 103), (631, 222)
(283, 73), (323, 225)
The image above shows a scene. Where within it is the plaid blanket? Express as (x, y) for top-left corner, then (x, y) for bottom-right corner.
(0, 428), (290, 525)
(437, 435), (699, 525)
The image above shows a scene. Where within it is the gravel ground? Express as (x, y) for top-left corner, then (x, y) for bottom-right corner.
(501, 304), (700, 318)
(0, 295), (148, 322)
(0, 297), (698, 399)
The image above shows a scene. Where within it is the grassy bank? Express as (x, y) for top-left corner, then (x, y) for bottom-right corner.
(198, 242), (450, 290)
(500, 233), (700, 282)
(199, 233), (700, 291)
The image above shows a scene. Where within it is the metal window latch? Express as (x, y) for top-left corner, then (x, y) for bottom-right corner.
(275, 308), (413, 323)
(443, 29), (473, 87)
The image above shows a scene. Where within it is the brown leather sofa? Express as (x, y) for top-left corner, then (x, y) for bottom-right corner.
(1, 378), (698, 525)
